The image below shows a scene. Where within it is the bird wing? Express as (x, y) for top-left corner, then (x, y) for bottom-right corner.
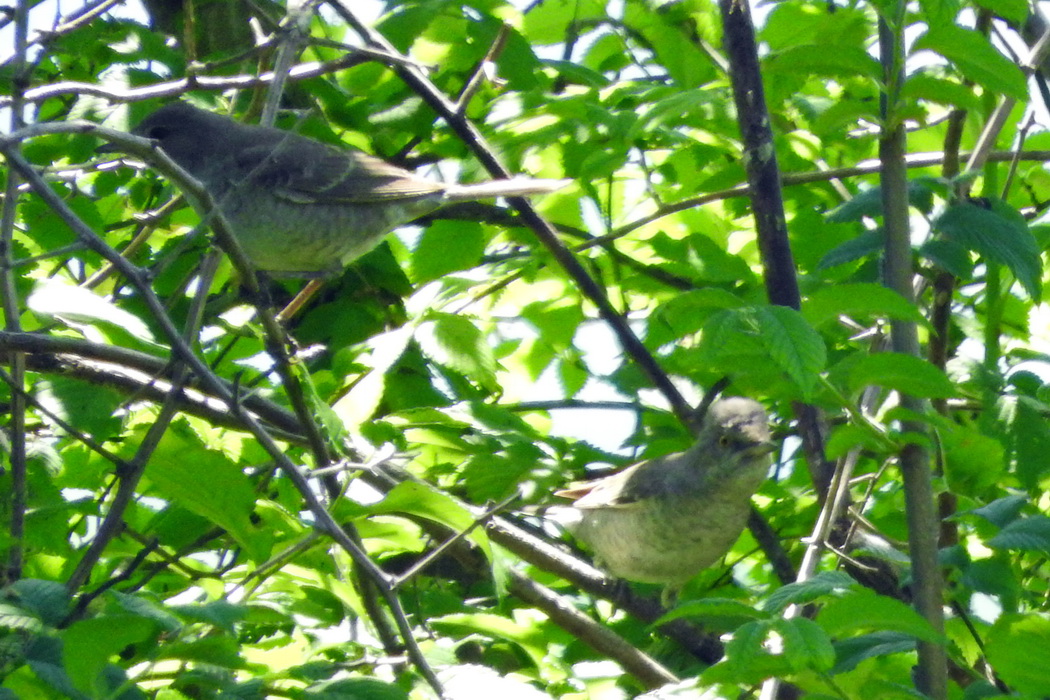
(233, 139), (446, 205)
(557, 456), (679, 510)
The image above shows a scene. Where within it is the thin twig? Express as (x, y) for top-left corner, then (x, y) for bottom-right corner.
(331, 0), (692, 426)
(390, 492), (519, 589)
(964, 22), (1050, 178)
(245, 10), (442, 687)
(66, 250), (219, 592)
(84, 197), (183, 289)
(259, 0), (317, 126)
(0, 365), (131, 473)
(454, 23), (511, 114)
(0, 0), (31, 586)
(1, 52), (385, 108)
(0, 146), (388, 596)
(1001, 110), (1037, 199)
(65, 537), (160, 622)
(0, 330), (303, 437)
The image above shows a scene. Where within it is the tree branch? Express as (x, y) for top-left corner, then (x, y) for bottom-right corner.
(878, 14), (948, 699)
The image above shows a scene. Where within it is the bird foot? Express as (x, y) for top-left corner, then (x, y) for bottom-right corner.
(660, 586), (681, 609)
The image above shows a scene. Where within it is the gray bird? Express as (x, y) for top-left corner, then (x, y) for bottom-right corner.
(555, 397), (774, 603)
(107, 102), (567, 277)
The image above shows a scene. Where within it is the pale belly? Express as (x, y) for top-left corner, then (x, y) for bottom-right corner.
(575, 500), (752, 585)
(216, 190), (444, 276)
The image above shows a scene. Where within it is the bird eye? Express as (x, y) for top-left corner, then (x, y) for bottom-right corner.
(718, 435), (731, 448)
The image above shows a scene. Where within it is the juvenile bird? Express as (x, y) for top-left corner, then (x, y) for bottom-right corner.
(105, 102), (566, 277)
(556, 397), (774, 604)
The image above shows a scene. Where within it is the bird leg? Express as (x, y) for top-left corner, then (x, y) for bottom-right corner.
(276, 278), (325, 323)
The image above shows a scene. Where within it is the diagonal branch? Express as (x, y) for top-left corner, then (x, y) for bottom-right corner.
(330, 0), (692, 424)
(66, 250), (220, 592)
(0, 140), (443, 696)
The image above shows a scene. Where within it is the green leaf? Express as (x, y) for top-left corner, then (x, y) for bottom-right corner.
(333, 325), (415, 427)
(411, 220), (486, 284)
(169, 600), (249, 633)
(416, 662), (552, 699)
(544, 59), (610, 87)
(430, 612), (548, 667)
(766, 44), (880, 80)
(0, 603), (45, 634)
(521, 300), (585, 349)
(934, 201), (1041, 299)
(109, 592), (182, 633)
(628, 87), (720, 138)
(61, 615), (154, 695)
(970, 0), (1027, 23)
(825, 422), (890, 459)
(370, 481), (493, 562)
(626, 3), (714, 87)
(826, 178), (942, 223)
(723, 619), (773, 666)
(832, 631), (918, 673)
(901, 73), (982, 111)
(557, 348), (589, 398)
(987, 516), (1050, 555)
(804, 283), (926, 328)
(818, 588), (945, 642)
(763, 2), (872, 50)
(706, 620), (795, 685)
(523, 0), (608, 44)
(938, 421), (1005, 497)
(847, 352), (957, 398)
(968, 495), (1027, 527)
(762, 571), (857, 613)
(25, 636), (81, 698)
(654, 597), (770, 626)
(462, 442), (541, 501)
(817, 229), (883, 269)
(649, 288), (745, 346)
(914, 26), (1028, 100)
(146, 425), (268, 562)
(918, 239), (974, 279)
(28, 279), (160, 349)
(34, 378), (124, 439)
(686, 232), (758, 283)
(985, 613), (1050, 695)
(961, 556), (1021, 605)
(7, 579), (71, 626)
(156, 636), (247, 668)
(1011, 397), (1050, 490)
(292, 361), (350, 449)
(418, 313), (498, 391)
(752, 305), (827, 396)
(775, 617), (836, 672)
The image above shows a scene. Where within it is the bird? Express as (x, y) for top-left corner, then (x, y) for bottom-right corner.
(555, 397), (774, 604)
(104, 102), (567, 278)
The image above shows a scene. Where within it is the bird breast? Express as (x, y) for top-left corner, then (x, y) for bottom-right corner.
(215, 185), (446, 276)
(574, 490), (755, 585)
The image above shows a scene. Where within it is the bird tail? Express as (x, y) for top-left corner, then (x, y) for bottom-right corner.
(444, 177), (570, 201)
(518, 504), (584, 535)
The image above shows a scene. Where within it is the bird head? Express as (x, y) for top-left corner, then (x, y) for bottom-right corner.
(127, 102), (233, 176)
(702, 397), (776, 467)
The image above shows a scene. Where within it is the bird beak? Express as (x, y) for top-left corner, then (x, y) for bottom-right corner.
(744, 440), (777, 458)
